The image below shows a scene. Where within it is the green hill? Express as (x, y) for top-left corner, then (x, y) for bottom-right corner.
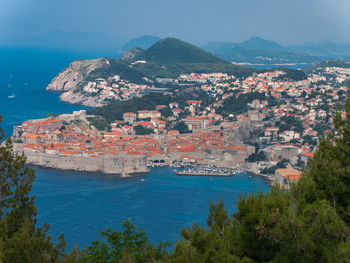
(122, 37), (255, 78)
(134, 37), (228, 64)
(240, 36), (284, 51)
(202, 37), (321, 64)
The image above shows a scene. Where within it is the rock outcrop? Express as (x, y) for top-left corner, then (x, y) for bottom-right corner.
(47, 58), (110, 92)
(46, 58), (112, 107)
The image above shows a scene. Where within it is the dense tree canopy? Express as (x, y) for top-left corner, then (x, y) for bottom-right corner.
(172, 121), (190, 134)
(134, 125), (154, 135)
(82, 219), (169, 263)
(220, 92), (266, 115)
(0, 116), (73, 262)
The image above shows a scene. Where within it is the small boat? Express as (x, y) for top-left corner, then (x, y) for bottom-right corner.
(8, 94), (15, 99)
(141, 178), (145, 182)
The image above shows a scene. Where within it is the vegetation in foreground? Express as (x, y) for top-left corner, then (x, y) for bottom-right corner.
(1, 97), (350, 261)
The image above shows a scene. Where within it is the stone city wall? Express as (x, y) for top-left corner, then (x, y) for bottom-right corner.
(15, 146), (148, 175)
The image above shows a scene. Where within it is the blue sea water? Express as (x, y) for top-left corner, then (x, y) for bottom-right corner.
(33, 167), (268, 249)
(0, 47), (269, 249)
(0, 47), (121, 137)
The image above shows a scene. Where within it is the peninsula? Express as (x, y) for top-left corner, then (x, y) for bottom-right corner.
(46, 37), (254, 107)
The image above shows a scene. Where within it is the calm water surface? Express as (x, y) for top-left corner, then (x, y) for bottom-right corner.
(33, 167), (268, 249)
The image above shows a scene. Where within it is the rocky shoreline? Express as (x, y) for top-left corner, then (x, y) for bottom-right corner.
(46, 58), (112, 107)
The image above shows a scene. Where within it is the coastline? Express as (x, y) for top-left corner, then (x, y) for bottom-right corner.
(20, 148), (274, 186)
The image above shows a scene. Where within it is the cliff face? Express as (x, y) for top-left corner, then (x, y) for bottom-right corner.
(46, 58), (112, 107)
(47, 58), (110, 92)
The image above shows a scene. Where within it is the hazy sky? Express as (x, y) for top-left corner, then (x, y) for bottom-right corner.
(2, 0), (350, 45)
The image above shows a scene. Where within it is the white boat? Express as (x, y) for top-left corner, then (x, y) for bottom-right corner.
(8, 94), (15, 99)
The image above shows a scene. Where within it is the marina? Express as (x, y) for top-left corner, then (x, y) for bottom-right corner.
(175, 166), (243, 177)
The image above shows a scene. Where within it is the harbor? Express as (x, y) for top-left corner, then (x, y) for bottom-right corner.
(175, 166), (243, 177)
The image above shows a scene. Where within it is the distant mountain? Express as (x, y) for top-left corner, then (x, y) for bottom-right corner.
(203, 36), (323, 64)
(240, 36), (284, 51)
(287, 40), (350, 57)
(118, 37), (256, 78)
(122, 35), (160, 51)
(134, 37), (227, 64)
(2, 31), (125, 49)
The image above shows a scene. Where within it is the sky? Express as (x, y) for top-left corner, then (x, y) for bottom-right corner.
(1, 0), (350, 45)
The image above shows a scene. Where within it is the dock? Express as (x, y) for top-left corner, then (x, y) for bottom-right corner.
(175, 171), (235, 177)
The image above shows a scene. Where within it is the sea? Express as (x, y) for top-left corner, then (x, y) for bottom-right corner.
(0, 47), (274, 249)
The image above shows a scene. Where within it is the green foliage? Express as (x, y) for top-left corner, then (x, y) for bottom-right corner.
(303, 135), (318, 146)
(277, 115), (303, 133)
(135, 37), (227, 64)
(245, 151), (267, 162)
(313, 122), (329, 136)
(88, 89), (214, 123)
(220, 92), (266, 114)
(261, 159), (289, 174)
(159, 107), (172, 117)
(88, 93), (173, 122)
(294, 99), (350, 224)
(124, 37), (255, 79)
(172, 122), (190, 134)
(273, 67), (307, 81)
(82, 219), (169, 263)
(88, 116), (111, 131)
(134, 125), (154, 135)
(133, 62), (255, 79)
(341, 79), (350, 89)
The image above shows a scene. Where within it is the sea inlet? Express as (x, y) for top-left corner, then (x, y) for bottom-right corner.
(33, 166), (269, 249)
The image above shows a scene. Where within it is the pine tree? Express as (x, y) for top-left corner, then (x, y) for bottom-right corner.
(293, 100), (350, 224)
(83, 218), (169, 263)
(0, 116), (69, 262)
